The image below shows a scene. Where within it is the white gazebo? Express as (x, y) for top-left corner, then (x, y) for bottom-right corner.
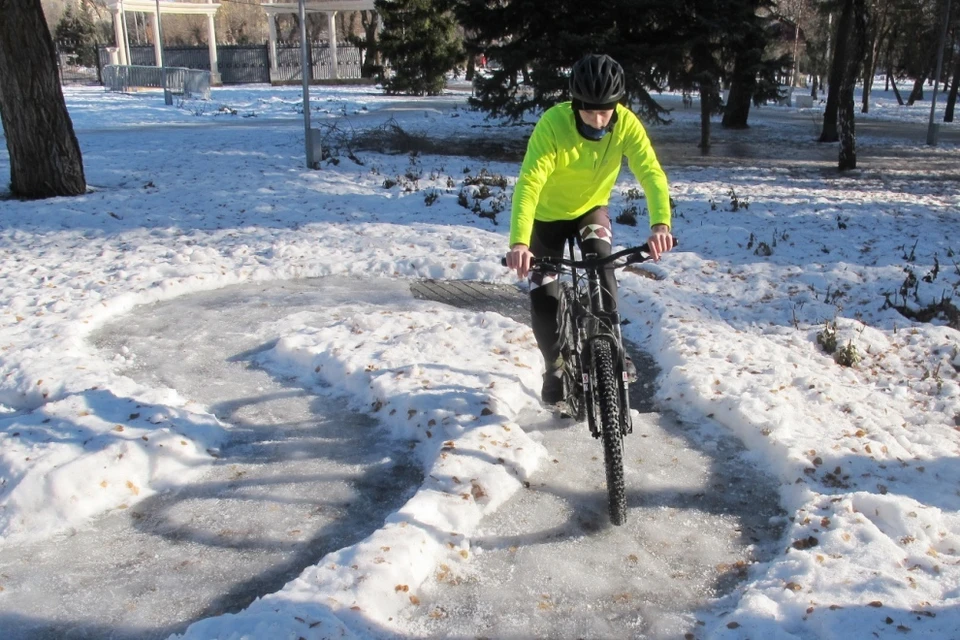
(261, 0), (374, 83)
(106, 0), (222, 84)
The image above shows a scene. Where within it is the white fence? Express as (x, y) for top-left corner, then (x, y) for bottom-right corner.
(102, 65), (212, 99)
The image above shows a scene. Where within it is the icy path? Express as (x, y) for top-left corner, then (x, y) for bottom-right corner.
(0, 278), (422, 640)
(0, 277), (783, 639)
(398, 408), (782, 639)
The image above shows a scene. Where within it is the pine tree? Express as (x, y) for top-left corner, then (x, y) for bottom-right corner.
(455, 0), (788, 129)
(375, 0), (463, 96)
(54, 1), (99, 66)
(721, 0), (789, 129)
(456, 0), (681, 122)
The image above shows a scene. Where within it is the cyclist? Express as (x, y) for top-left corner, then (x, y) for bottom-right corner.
(504, 53), (674, 404)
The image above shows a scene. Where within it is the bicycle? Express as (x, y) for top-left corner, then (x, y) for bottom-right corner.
(504, 238), (675, 525)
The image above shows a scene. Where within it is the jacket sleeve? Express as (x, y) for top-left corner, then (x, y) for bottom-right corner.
(621, 111), (672, 229)
(509, 118), (559, 246)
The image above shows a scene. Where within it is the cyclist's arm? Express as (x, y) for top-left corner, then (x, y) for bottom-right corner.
(510, 119), (559, 248)
(620, 110), (673, 259)
(620, 110), (671, 229)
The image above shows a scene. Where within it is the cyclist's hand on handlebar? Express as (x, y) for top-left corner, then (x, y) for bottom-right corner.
(505, 243), (535, 279)
(646, 224), (674, 261)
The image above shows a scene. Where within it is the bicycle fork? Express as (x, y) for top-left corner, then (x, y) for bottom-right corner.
(581, 260), (633, 438)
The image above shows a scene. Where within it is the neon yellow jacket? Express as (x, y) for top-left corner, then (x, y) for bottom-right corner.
(509, 102), (671, 247)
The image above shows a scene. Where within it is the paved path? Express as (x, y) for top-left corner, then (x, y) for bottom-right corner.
(0, 277), (783, 640)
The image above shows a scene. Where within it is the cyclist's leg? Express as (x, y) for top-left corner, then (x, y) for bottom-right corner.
(528, 218), (575, 370)
(576, 206), (617, 313)
(576, 207), (638, 383)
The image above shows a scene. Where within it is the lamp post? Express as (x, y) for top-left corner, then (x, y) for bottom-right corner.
(299, 0), (319, 168)
(927, 0), (952, 145)
(155, 0), (172, 105)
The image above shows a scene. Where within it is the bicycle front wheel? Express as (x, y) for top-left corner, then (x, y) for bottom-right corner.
(591, 339), (627, 525)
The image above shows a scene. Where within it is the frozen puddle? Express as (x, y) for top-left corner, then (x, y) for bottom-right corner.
(0, 277), (784, 640)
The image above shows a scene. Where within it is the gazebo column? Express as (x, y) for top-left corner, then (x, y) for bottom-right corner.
(205, 1), (221, 84)
(267, 11), (280, 83)
(151, 9), (163, 67)
(112, 5), (129, 65)
(327, 11), (338, 79)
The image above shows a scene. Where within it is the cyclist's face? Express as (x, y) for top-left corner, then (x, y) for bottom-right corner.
(578, 109), (615, 129)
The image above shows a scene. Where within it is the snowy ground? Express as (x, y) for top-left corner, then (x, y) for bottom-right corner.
(1, 80), (959, 639)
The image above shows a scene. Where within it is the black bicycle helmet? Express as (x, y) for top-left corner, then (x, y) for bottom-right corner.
(569, 54), (625, 109)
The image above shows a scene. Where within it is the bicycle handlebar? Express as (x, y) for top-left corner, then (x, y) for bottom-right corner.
(500, 239), (678, 271)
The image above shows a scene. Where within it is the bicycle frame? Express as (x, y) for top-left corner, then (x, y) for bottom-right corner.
(563, 236), (633, 438)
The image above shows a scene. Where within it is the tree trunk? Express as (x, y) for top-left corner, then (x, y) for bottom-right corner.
(698, 81), (713, 152)
(860, 64), (874, 114)
(721, 78), (751, 129)
(888, 69), (904, 105)
(0, 0), (86, 198)
(907, 77), (924, 105)
(820, 0), (855, 143)
(946, 53), (960, 122)
(839, 0), (868, 171)
(465, 55), (475, 82)
(860, 33), (879, 114)
(359, 10), (380, 78)
(720, 51), (757, 129)
(838, 85), (858, 170)
(722, 25), (764, 130)
(861, 9), (892, 115)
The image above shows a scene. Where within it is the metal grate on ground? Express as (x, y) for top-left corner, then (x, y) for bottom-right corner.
(410, 279), (529, 324)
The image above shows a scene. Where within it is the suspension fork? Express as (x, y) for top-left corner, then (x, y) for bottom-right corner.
(582, 251), (633, 435)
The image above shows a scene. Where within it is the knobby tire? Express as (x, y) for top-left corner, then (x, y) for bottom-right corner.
(592, 339), (627, 525)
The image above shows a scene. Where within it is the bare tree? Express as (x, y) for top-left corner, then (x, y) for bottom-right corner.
(820, 0), (859, 142)
(0, 0), (86, 198)
(346, 10), (381, 78)
(860, 0), (895, 113)
(838, 0), (868, 170)
(946, 50), (960, 122)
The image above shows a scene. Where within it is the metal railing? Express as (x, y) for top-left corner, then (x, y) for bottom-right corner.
(102, 65), (211, 99)
(98, 45), (366, 85)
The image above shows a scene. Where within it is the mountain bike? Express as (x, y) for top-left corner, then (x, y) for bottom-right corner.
(505, 238), (675, 525)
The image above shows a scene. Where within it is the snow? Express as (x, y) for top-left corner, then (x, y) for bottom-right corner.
(1, 79), (959, 638)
